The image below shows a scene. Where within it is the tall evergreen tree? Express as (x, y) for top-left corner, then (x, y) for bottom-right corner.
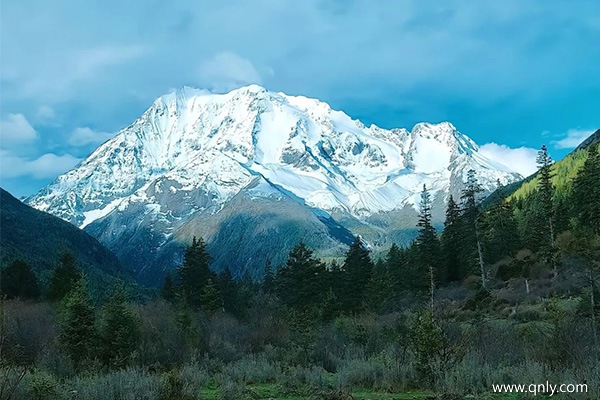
(274, 242), (326, 310)
(160, 272), (177, 302)
(178, 237), (212, 309)
(441, 196), (462, 282)
(341, 236), (374, 313)
(200, 276), (223, 313)
(366, 258), (391, 312)
(0, 260), (40, 300)
(48, 252), (83, 302)
(481, 202), (520, 264)
(218, 267), (241, 315)
(536, 145), (558, 276)
(59, 279), (96, 367)
(572, 144), (600, 234)
(459, 170), (486, 287)
(386, 243), (409, 293)
(415, 185), (442, 288)
(97, 286), (141, 368)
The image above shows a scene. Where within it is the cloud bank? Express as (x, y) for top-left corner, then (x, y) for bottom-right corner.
(479, 143), (539, 177)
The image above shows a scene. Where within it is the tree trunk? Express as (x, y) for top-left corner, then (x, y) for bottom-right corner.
(525, 278), (530, 295)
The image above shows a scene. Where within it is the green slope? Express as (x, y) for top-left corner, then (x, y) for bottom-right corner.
(0, 188), (132, 297)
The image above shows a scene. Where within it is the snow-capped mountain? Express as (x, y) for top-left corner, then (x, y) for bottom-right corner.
(27, 85), (521, 284)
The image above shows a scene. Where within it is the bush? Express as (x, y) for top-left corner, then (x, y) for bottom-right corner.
(69, 369), (161, 400)
(221, 354), (279, 384)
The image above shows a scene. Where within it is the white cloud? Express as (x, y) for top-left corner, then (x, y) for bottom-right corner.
(0, 113), (37, 144)
(479, 142), (539, 177)
(198, 52), (263, 92)
(68, 127), (115, 147)
(0, 150), (81, 180)
(552, 128), (595, 149)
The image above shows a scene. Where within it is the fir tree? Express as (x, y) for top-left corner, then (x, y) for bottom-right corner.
(218, 267), (241, 315)
(341, 236), (374, 313)
(0, 259), (40, 300)
(366, 258), (391, 312)
(459, 170), (486, 288)
(536, 145), (558, 276)
(160, 272), (177, 302)
(200, 276), (223, 313)
(441, 196), (462, 282)
(386, 243), (408, 293)
(97, 286), (141, 368)
(48, 252), (82, 302)
(178, 237), (212, 309)
(481, 202), (520, 264)
(415, 185), (442, 288)
(274, 242), (325, 310)
(59, 279), (96, 367)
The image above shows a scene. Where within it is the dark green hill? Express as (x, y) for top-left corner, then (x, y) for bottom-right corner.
(0, 188), (131, 296)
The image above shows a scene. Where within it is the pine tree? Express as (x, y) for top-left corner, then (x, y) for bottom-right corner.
(178, 237), (212, 309)
(441, 196), (462, 282)
(572, 144), (600, 234)
(385, 243), (408, 294)
(341, 236), (374, 313)
(59, 279), (96, 367)
(481, 202), (520, 264)
(160, 272), (177, 302)
(366, 258), (391, 312)
(97, 286), (141, 368)
(536, 145), (558, 277)
(274, 242), (325, 310)
(48, 252), (82, 302)
(218, 267), (241, 315)
(415, 185), (442, 288)
(459, 170), (486, 288)
(0, 260), (40, 300)
(200, 276), (223, 313)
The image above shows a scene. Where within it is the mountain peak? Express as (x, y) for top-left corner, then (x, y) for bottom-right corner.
(27, 85), (521, 228)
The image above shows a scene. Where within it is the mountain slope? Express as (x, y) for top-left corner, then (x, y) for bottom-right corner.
(0, 188), (128, 293)
(27, 85), (523, 284)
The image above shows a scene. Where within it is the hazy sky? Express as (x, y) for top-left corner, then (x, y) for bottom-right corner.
(1, 0), (599, 197)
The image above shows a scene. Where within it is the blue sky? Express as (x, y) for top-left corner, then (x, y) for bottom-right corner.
(1, 0), (599, 198)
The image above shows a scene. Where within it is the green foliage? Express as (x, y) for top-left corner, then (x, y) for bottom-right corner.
(571, 143), (600, 234)
(441, 196), (462, 282)
(0, 188), (124, 299)
(340, 236), (374, 313)
(58, 279), (96, 367)
(1, 259), (40, 300)
(458, 170), (484, 278)
(480, 202), (520, 264)
(199, 277), (223, 314)
(274, 242), (327, 312)
(178, 237), (213, 310)
(160, 272), (177, 302)
(409, 309), (450, 385)
(97, 286), (141, 368)
(415, 185), (442, 287)
(47, 252), (83, 302)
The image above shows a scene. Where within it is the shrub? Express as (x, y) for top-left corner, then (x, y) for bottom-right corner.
(221, 354), (279, 384)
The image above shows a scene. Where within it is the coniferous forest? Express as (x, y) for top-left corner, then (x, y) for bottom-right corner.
(1, 142), (599, 399)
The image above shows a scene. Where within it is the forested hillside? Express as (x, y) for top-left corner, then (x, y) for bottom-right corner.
(0, 188), (130, 298)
